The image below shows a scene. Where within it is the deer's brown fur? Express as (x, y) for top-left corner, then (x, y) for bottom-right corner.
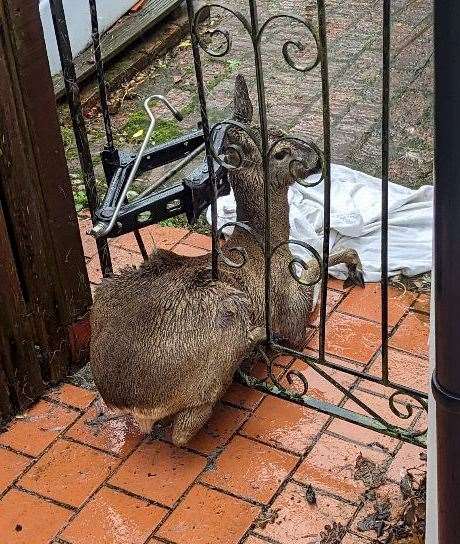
(90, 75), (363, 445)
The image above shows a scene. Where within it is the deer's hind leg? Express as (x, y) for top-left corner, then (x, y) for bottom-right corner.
(301, 248), (364, 288)
(329, 248), (364, 288)
(171, 403), (214, 447)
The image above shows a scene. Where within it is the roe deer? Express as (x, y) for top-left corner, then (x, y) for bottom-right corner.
(90, 74), (363, 446)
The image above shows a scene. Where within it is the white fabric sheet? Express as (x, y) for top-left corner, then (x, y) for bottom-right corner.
(207, 164), (433, 282)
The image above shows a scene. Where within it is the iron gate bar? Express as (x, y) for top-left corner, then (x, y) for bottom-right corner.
(88, 0), (149, 260)
(237, 371), (426, 448)
(88, 0), (114, 153)
(186, 0), (221, 280)
(381, 0), (390, 384)
(49, 0), (113, 276)
(317, 0), (332, 366)
(248, 0), (274, 343)
(187, 0), (428, 447)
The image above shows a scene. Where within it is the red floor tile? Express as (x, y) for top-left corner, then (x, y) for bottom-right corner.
(46, 383), (96, 410)
(61, 486), (167, 544)
(65, 406), (143, 458)
(281, 359), (356, 405)
(308, 312), (381, 364)
(294, 434), (388, 502)
(241, 395), (329, 454)
(413, 293), (430, 314)
(87, 246), (144, 284)
(387, 442), (426, 483)
(342, 533), (369, 543)
(243, 537), (267, 544)
(254, 481), (355, 544)
(201, 435), (297, 503)
(327, 277), (350, 292)
(365, 349), (429, 394)
(0, 400), (80, 457)
(309, 289), (345, 327)
(156, 484), (260, 544)
(172, 243), (209, 257)
(19, 439), (118, 508)
(338, 284), (416, 326)
(0, 448), (31, 494)
(0, 488), (72, 544)
(181, 404), (249, 455)
(112, 225), (188, 253)
(109, 440), (207, 506)
(183, 232), (213, 250)
(222, 383), (265, 411)
(389, 312), (430, 358)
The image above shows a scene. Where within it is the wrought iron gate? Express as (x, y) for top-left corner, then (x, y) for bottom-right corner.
(50, 0), (428, 447)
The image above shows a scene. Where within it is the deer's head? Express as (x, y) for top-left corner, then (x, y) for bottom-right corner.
(221, 74), (321, 232)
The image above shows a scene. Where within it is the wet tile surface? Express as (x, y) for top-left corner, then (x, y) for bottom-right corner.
(65, 406), (143, 458)
(109, 440), (207, 506)
(254, 481), (356, 544)
(338, 284), (417, 326)
(294, 434), (389, 502)
(0, 448), (31, 494)
(366, 348), (429, 393)
(0, 400), (80, 457)
(241, 395), (329, 454)
(308, 312), (382, 364)
(0, 488), (73, 543)
(1, 222), (429, 542)
(201, 435), (298, 503)
(389, 312), (430, 357)
(61, 486), (167, 544)
(45, 383), (97, 410)
(18, 439), (119, 508)
(157, 484), (260, 544)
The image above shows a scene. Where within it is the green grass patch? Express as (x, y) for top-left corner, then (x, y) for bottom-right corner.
(122, 111), (184, 144)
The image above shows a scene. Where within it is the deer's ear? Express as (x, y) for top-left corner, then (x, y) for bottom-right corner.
(233, 74), (253, 124)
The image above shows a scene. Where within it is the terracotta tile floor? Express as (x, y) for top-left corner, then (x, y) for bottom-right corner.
(0, 225), (429, 544)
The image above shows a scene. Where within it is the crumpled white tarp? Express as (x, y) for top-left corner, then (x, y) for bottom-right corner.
(206, 163), (433, 282)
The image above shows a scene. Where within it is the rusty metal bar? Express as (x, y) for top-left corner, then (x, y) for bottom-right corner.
(432, 1), (460, 541)
(249, 0), (273, 342)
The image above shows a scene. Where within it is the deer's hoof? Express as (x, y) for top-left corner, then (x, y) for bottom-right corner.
(343, 265), (365, 289)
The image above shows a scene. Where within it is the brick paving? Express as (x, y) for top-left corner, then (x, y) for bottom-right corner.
(0, 225), (429, 544)
(4, 0), (431, 541)
(72, 0), (432, 193)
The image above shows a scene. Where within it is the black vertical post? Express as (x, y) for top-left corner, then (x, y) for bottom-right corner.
(87, 0), (148, 261)
(432, 1), (460, 542)
(49, 0), (113, 276)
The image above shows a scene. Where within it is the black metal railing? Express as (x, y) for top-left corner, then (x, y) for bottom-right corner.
(49, 0), (428, 448)
(186, 0), (427, 447)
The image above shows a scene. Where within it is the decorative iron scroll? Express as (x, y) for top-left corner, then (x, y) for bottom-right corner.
(185, 0), (428, 447)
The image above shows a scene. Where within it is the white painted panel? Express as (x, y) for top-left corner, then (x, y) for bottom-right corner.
(39, 0), (138, 75)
